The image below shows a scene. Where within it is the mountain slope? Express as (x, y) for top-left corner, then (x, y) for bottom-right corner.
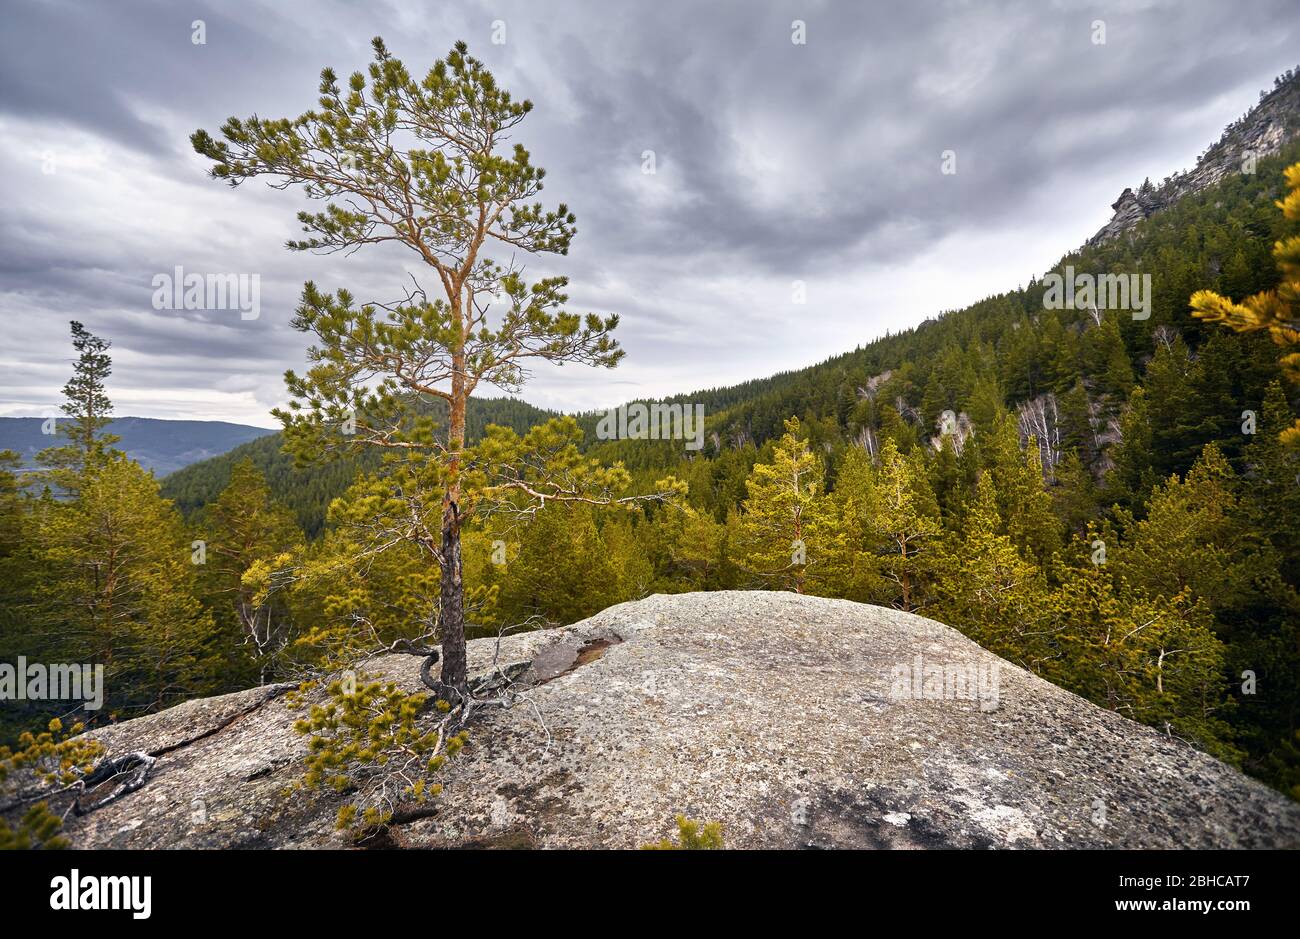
(167, 68), (1300, 530)
(1089, 66), (1300, 245)
(0, 416), (275, 477)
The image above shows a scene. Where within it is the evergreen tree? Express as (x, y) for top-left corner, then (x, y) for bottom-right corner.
(1241, 382), (1300, 582)
(1048, 559), (1236, 760)
(1109, 445), (1262, 618)
(826, 445), (886, 601)
(983, 415), (1062, 570)
(737, 418), (841, 594)
(1192, 161), (1300, 446)
(1086, 313), (1135, 399)
(36, 322), (120, 492)
(869, 438), (941, 611)
(497, 505), (626, 624)
(197, 458), (302, 682)
(33, 457), (218, 717)
(1106, 386), (1158, 511)
(0, 452), (39, 740)
(1050, 450), (1100, 539)
(1142, 335), (1201, 478)
(194, 40), (667, 691)
(1057, 380), (1097, 465)
(931, 473), (1053, 670)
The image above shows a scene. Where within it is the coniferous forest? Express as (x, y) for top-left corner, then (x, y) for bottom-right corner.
(2, 13), (1300, 876)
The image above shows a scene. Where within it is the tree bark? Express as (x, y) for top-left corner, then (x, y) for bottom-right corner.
(437, 337), (469, 691)
(436, 497), (466, 691)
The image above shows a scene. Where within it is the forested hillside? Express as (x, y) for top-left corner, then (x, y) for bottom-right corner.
(162, 396), (557, 536)
(173, 134), (1300, 535)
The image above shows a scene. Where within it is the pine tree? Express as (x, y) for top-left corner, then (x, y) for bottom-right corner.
(1192, 161), (1300, 447)
(1086, 313), (1135, 399)
(1048, 558), (1236, 760)
(1050, 450), (1099, 539)
(497, 504), (623, 624)
(827, 445), (885, 601)
(1142, 336), (1204, 477)
(1109, 445), (1258, 615)
(1106, 386), (1158, 511)
(983, 415), (1062, 570)
(194, 40), (672, 691)
(931, 473), (1053, 670)
(737, 418), (841, 594)
(33, 457), (218, 716)
(0, 452), (39, 740)
(1057, 379), (1097, 465)
(197, 458), (302, 682)
(1241, 381), (1300, 582)
(869, 438), (940, 611)
(36, 322), (120, 492)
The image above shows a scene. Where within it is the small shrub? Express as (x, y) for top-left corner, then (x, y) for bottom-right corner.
(286, 673), (465, 837)
(642, 814), (724, 850)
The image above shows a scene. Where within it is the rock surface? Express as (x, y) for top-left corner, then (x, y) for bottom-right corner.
(1087, 71), (1300, 245)
(54, 592), (1300, 849)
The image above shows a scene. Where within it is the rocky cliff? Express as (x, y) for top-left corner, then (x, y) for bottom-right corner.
(50, 592), (1300, 849)
(1088, 68), (1300, 245)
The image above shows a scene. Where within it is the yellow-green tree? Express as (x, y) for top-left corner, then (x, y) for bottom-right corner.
(931, 473), (1054, 671)
(1047, 558), (1236, 761)
(736, 418), (841, 594)
(1191, 161), (1300, 447)
(495, 504), (628, 626)
(825, 445), (886, 602)
(982, 414), (1062, 571)
(869, 438), (941, 611)
(652, 504), (733, 592)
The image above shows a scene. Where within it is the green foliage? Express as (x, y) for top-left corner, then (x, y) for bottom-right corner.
(1192, 161), (1300, 446)
(867, 438), (941, 611)
(931, 474), (1054, 671)
(642, 815), (724, 850)
(4, 66), (1299, 810)
(196, 458), (301, 683)
(0, 718), (104, 850)
(735, 418), (843, 594)
(30, 456), (218, 716)
(1047, 559), (1237, 761)
(0, 718), (103, 788)
(287, 675), (466, 835)
(36, 321), (120, 492)
(0, 802), (68, 850)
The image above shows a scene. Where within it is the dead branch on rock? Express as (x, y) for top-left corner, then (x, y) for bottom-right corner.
(73, 752), (157, 816)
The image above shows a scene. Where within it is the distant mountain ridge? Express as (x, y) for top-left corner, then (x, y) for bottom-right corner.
(160, 396), (559, 537)
(0, 416), (275, 477)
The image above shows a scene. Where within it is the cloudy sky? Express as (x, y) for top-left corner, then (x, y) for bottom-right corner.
(1, 0), (1296, 427)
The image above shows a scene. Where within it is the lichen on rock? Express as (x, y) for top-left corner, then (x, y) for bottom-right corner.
(42, 592), (1300, 850)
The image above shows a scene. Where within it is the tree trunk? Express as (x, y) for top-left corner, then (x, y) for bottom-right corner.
(436, 497), (466, 691)
(899, 538), (911, 611)
(437, 339), (469, 691)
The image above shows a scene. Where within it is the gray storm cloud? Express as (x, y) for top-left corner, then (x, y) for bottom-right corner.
(1, 0), (1296, 424)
